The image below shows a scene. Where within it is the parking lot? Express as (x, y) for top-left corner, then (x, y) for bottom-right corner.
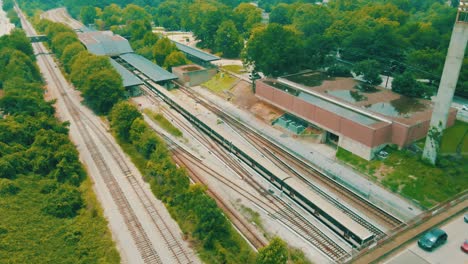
(385, 214), (467, 264)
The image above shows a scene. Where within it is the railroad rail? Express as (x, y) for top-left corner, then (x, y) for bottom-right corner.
(153, 126), (350, 261)
(18, 8), (194, 263)
(176, 85), (403, 233)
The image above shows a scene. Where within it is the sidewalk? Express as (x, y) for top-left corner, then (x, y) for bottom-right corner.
(192, 85), (423, 221)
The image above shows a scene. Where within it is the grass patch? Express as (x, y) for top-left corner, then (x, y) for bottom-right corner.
(144, 109), (183, 137)
(336, 147), (468, 208)
(238, 204), (265, 234)
(221, 65), (245, 74)
(202, 72), (238, 93)
(0, 176), (120, 263)
(440, 120), (468, 154)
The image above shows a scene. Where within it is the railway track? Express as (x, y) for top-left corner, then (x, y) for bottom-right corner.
(19, 9), (194, 264)
(139, 84), (351, 261)
(176, 85), (403, 234)
(158, 129), (350, 261)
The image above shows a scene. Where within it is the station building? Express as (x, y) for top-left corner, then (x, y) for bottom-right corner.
(255, 71), (458, 160)
(77, 30), (177, 92)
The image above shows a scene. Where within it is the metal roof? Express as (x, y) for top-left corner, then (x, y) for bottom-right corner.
(109, 59), (143, 87)
(78, 31), (133, 56)
(119, 53), (177, 83)
(298, 92), (379, 125)
(172, 41), (219, 62)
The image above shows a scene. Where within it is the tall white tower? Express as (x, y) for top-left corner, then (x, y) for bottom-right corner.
(422, 1), (468, 164)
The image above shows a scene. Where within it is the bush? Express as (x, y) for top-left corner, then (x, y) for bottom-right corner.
(42, 185), (83, 218)
(326, 65), (352, 77)
(0, 178), (20, 196)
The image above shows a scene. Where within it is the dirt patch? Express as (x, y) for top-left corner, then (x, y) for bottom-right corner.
(374, 163), (394, 181)
(231, 80), (284, 123)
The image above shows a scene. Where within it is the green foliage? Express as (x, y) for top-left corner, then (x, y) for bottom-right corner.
(353, 59), (382, 90)
(145, 110), (183, 137)
(244, 23), (303, 76)
(42, 185), (83, 218)
(327, 64), (352, 77)
(109, 101), (142, 141)
(392, 71), (428, 98)
(81, 69), (125, 114)
(153, 37), (176, 65)
(440, 121), (468, 154)
(0, 31), (119, 262)
(0, 179), (20, 196)
(163, 51), (188, 70)
(256, 237), (288, 264)
(80, 6), (97, 25)
(234, 3), (262, 36)
(61, 42), (85, 73)
(110, 102), (256, 263)
(215, 20), (243, 58)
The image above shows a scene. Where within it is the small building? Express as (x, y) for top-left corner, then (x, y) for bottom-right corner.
(255, 71), (457, 160)
(171, 40), (219, 68)
(172, 64), (217, 87)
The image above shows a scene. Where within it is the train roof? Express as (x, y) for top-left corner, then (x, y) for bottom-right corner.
(284, 177), (374, 241)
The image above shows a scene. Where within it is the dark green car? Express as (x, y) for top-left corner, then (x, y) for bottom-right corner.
(418, 228), (448, 251)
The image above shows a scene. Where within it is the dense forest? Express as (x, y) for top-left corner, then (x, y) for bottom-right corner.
(0, 28), (119, 262)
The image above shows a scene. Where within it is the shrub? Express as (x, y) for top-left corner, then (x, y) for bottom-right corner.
(0, 178), (20, 196)
(326, 65), (352, 77)
(42, 185), (83, 218)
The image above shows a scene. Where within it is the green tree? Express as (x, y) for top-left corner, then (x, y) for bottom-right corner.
(215, 20), (243, 58)
(163, 51), (188, 70)
(102, 4), (122, 28)
(51, 32), (79, 57)
(244, 23), (304, 76)
(70, 52), (112, 89)
(353, 59), (382, 90)
(109, 101), (142, 141)
(61, 42), (85, 73)
(153, 37), (176, 65)
(80, 6), (97, 26)
(234, 3), (262, 35)
(122, 4), (151, 23)
(81, 69), (125, 114)
(269, 4), (291, 25)
(256, 237), (288, 264)
(392, 71), (427, 98)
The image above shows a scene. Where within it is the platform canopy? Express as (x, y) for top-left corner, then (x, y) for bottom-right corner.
(172, 41), (219, 62)
(109, 59), (143, 87)
(78, 31), (133, 56)
(119, 53), (177, 83)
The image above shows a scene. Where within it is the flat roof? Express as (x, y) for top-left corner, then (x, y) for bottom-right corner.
(109, 59), (143, 87)
(119, 53), (177, 83)
(78, 31), (133, 56)
(172, 41), (219, 62)
(263, 80), (380, 126)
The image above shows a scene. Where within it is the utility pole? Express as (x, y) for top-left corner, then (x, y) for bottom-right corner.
(422, 1), (468, 164)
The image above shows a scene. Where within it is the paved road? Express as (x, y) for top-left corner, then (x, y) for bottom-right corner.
(385, 213), (468, 264)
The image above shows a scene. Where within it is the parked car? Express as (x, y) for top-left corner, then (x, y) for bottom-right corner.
(461, 240), (468, 253)
(418, 228), (448, 251)
(462, 104), (468, 111)
(464, 214), (468, 223)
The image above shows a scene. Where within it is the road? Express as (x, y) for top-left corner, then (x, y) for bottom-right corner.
(385, 213), (468, 264)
